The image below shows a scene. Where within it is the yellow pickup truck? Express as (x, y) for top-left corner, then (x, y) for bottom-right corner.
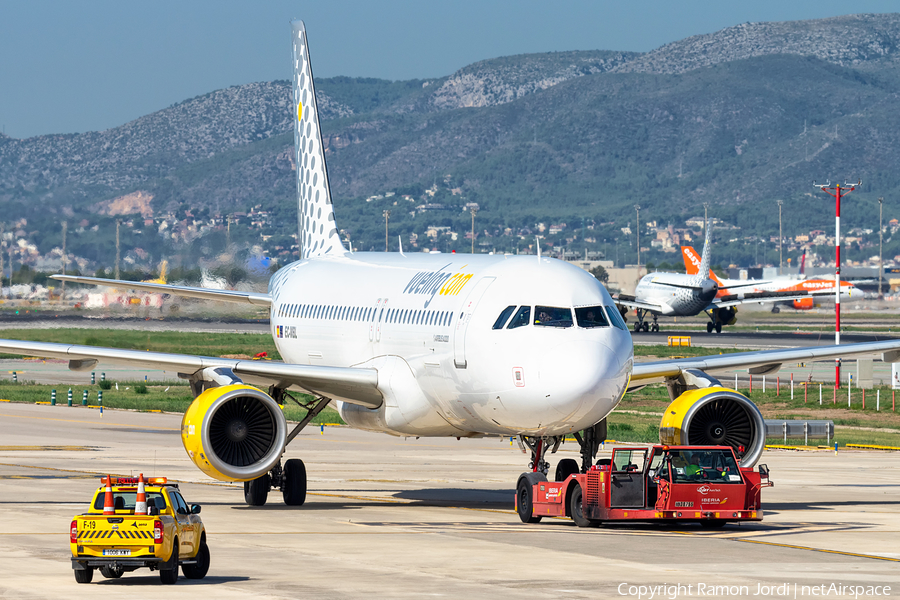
(70, 476), (209, 584)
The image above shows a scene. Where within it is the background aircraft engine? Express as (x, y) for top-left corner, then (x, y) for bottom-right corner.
(718, 307), (737, 325)
(793, 297), (815, 310)
(659, 386), (765, 466)
(181, 384), (287, 482)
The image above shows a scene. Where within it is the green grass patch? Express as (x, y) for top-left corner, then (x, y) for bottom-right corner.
(0, 381), (344, 425)
(0, 328), (280, 360)
(633, 345), (742, 358)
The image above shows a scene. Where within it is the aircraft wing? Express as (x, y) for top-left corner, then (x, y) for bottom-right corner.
(51, 275), (271, 306)
(0, 339), (381, 408)
(712, 290), (809, 309)
(613, 295), (663, 312)
(631, 339), (900, 384)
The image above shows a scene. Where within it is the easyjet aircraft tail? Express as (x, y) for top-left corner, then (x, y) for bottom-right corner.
(681, 245), (725, 289)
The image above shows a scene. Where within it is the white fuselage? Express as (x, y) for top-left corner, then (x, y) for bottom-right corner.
(633, 272), (717, 316)
(267, 252), (633, 438)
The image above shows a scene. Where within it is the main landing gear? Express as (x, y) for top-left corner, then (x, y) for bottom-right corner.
(704, 307), (737, 334)
(515, 420), (608, 524)
(631, 308), (659, 333)
(243, 387), (331, 507)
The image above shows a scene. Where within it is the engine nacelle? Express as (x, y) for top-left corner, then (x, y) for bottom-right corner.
(659, 386), (766, 467)
(793, 297), (814, 310)
(719, 307), (738, 325)
(181, 384), (287, 482)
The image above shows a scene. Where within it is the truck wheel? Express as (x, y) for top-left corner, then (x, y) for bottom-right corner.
(99, 565), (123, 579)
(244, 473), (270, 506)
(159, 543), (179, 584)
(74, 567), (93, 584)
(516, 479), (542, 524)
(282, 458), (307, 506)
(555, 458), (579, 482)
(700, 519), (726, 529)
(569, 484), (600, 528)
(182, 541), (210, 579)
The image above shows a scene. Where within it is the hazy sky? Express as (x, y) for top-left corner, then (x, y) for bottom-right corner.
(1, 1), (897, 139)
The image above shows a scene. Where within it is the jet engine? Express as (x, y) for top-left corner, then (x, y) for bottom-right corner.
(793, 297), (814, 310)
(181, 384), (287, 482)
(659, 386), (765, 467)
(718, 307), (738, 325)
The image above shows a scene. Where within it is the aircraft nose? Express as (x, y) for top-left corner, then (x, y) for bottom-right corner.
(539, 336), (631, 419)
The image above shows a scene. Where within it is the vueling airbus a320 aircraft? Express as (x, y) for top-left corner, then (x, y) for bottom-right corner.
(8, 21), (900, 510)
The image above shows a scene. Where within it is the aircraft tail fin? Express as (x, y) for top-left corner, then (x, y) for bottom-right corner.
(292, 20), (345, 259)
(681, 246), (701, 275)
(683, 244), (725, 289)
(696, 219), (713, 280)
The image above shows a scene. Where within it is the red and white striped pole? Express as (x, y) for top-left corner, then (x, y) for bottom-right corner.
(835, 184), (841, 388)
(816, 181), (858, 388)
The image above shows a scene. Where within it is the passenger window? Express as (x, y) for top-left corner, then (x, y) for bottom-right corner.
(507, 306), (531, 329)
(575, 306), (609, 328)
(492, 305), (516, 330)
(605, 306), (627, 330)
(534, 306), (573, 328)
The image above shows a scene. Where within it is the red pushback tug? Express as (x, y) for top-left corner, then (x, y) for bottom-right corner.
(516, 445), (772, 528)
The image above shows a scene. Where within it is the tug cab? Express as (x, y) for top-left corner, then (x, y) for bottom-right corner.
(517, 445), (772, 528)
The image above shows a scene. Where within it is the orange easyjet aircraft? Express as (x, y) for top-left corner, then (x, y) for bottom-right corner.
(681, 246), (862, 311)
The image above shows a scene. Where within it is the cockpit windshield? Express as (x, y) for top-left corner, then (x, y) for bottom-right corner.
(507, 306), (531, 329)
(534, 306), (573, 328)
(492, 305), (516, 330)
(575, 306), (609, 328)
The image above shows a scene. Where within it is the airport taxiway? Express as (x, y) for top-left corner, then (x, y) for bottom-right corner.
(0, 402), (897, 598)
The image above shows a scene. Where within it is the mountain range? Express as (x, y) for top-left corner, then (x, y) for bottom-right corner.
(3, 13), (900, 260)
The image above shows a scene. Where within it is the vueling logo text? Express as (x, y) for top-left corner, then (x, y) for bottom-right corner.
(403, 264), (473, 307)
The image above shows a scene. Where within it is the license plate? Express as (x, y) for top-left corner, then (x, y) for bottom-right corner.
(102, 549), (130, 556)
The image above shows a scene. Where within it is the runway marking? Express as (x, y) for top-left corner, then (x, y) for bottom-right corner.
(0, 412), (179, 431)
(734, 538), (900, 562)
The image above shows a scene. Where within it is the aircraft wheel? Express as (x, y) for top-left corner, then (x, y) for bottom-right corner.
(516, 479), (542, 523)
(633, 322), (641, 333)
(771, 306), (780, 314)
(642, 322), (649, 332)
(569, 484), (600, 528)
(555, 458), (579, 482)
(651, 323), (659, 332)
(715, 322), (722, 333)
(74, 566), (94, 584)
(282, 458), (307, 506)
(706, 322), (714, 333)
(244, 473), (270, 506)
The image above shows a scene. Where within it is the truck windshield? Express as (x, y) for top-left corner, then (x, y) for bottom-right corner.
(657, 450), (742, 484)
(92, 491), (168, 512)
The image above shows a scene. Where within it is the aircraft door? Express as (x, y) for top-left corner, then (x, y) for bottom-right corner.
(376, 299), (387, 342)
(369, 298), (383, 342)
(453, 277), (495, 369)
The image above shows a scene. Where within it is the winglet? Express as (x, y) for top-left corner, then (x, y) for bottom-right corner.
(292, 20), (346, 258)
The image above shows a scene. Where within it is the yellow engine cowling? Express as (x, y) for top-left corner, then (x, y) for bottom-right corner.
(659, 386), (766, 467)
(181, 384), (287, 482)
